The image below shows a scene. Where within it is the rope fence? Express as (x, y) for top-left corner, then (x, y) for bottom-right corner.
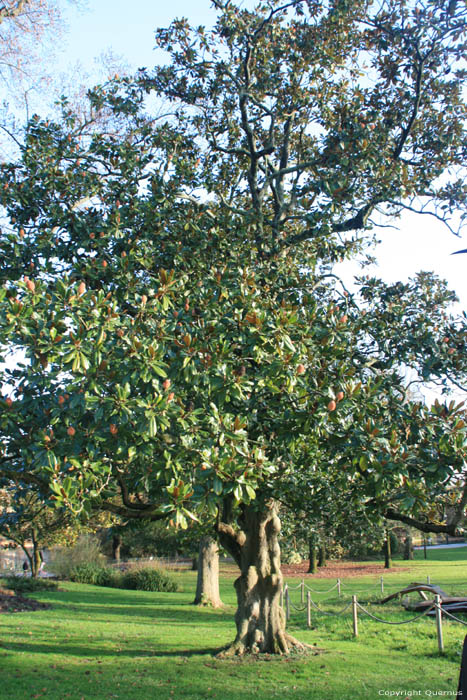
(282, 577), (467, 653)
(290, 574), (435, 599)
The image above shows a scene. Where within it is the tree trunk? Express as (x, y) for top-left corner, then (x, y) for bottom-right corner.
(318, 543), (326, 568)
(217, 501), (310, 656)
(29, 530), (40, 578)
(403, 532), (413, 561)
(112, 533), (122, 562)
(308, 534), (317, 574)
(384, 529), (392, 569)
(193, 537), (223, 608)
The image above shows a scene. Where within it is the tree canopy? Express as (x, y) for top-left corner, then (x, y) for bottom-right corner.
(0, 0), (466, 654)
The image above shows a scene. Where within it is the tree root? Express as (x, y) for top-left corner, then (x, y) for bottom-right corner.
(216, 634), (322, 658)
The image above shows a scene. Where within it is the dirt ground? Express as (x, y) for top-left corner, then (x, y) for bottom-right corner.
(0, 587), (50, 614)
(280, 560), (411, 578)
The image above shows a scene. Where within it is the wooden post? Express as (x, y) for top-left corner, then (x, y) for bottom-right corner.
(352, 595), (358, 637)
(380, 576), (384, 595)
(301, 579), (305, 604)
(307, 591), (311, 629)
(435, 594), (444, 653)
(285, 586), (290, 621)
(427, 575), (431, 585)
(337, 578), (341, 597)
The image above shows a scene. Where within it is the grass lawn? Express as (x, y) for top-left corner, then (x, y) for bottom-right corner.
(1, 550), (466, 700)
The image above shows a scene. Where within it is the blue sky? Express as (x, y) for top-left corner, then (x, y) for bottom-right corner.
(59, 1), (467, 313)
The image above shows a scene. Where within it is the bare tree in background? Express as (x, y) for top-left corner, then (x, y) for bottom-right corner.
(0, 1), (130, 155)
(0, 1), (85, 95)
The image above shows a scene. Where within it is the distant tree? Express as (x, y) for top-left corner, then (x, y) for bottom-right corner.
(0, 486), (82, 576)
(0, 1), (82, 97)
(0, 1), (127, 159)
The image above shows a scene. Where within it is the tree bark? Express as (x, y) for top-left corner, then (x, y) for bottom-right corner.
(403, 532), (413, 561)
(384, 528), (392, 569)
(318, 543), (326, 568)
(217, 500), (310, 655)
(112, 533), (122, 562)
(308, 534), (317, 574)
(193, 537), (223, 608)
(29, 529), (40, 578)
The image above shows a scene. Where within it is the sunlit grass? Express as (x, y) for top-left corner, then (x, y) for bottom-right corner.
(0, 553), (465, 699)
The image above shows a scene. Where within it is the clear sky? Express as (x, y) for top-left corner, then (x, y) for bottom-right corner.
(60, 1), (467, 313)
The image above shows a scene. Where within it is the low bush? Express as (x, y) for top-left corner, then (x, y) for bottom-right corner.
(121, 566), (179, 592)
(69, 563), (117, 587)
(1, 576), (58, 593)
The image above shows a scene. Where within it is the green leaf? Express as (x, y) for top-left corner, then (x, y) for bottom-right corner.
(152, 364), (168, 378)
(213, 476), (223, 495)
(148, 417), (157, 438)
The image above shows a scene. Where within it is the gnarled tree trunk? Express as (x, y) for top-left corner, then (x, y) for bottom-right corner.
(193, 537), (223, 608)
(217, 500), (309, 656)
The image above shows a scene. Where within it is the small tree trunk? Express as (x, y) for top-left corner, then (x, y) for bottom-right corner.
(318, 544), (326, 568)
(403, 532), (413, 561)
(384, 529), (392, 569)
(193, 537), (223, 608)
(29, 530), (40, 578)
(308, 535), (317, 574)
(218, 501), (310, 656)
(32, 548), (42, 578)
(112, 533), (122, 562)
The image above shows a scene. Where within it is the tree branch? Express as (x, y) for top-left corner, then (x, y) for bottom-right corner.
(384, 507), (462, 536)
(0, 0), (29, 24)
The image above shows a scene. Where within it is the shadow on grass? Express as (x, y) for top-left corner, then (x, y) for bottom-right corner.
(1, 639), (223, 658)
(34, 598), (233, 627)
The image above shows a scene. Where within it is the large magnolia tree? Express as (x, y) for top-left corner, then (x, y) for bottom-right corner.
(1, 0), (467, 654)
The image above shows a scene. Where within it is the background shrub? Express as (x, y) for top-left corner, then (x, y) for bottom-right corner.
(48, 535), (107, 580)
(69, 563), (118, 587)
(121, 566), (179, 592)
(1, 576), (58, 594)
(286, 551), (303, 565)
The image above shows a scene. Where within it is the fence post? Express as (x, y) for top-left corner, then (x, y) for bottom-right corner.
(307, 591), (311, 629)
(435, 594), (444, 653)
(337, 578), (341, 597)
(285, 585), (290, 622)
(352, 595), (358, 637)
(380, 577), (384, 595)
(301, 579), (305, 604)
(427, 575), (431, 585)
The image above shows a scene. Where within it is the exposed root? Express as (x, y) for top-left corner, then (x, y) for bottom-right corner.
(284, 632), (316, 652)
(216, 641), (247, 658)
(216, 635), (322, 659)
(193, 595), (224, 608)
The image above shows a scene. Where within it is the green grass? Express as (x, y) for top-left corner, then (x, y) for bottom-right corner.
(1, 554), (466, 699)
